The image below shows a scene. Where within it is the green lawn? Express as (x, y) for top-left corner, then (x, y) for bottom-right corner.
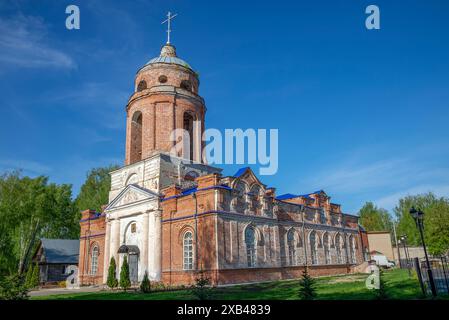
(32, 269), (443, 300)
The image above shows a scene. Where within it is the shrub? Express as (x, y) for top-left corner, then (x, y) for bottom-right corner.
(298, 268), (317, 300)
(107, 257), (118, 289)
(119, 256), (131, 291)
(140, 271), (151, 293)
(0, 274), (29, 300)
(191, 270), (212, 300)
(30, 263), (39, 289)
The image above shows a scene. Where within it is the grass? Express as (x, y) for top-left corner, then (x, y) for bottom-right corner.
(32, 269), (444, 300)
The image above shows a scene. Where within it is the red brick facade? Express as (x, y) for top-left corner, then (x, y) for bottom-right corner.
(78, 210), (106, 285)
(78, 41), (366, 287)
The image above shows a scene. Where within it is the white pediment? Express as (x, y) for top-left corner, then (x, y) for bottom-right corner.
(105, 184), (160, 211)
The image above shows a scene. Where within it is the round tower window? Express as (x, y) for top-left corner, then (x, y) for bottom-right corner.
(180, 80), (191, 91)
(137, 80), (147, 92)
(158, 75), (167, 83)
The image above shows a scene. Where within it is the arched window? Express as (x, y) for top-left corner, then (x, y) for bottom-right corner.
(287, 229), (298, 266)
(323, 233), (330, 264)
(183, 112), (194, 161)
(130, 111), (143, 163)
(184, 171), (199, 181)
(245, 227), (257, 267)
(249, 185), (262, 214)
(180, 80), (191, 91)
(231, 180), (247, 212)
(335, 234), (342, 264)
(310, 231), (317, 265)
(349, 235), (356, 264)
(183, 231), (194, 270)
(90, 245), (99, 275)
(137, 80), (147, 92)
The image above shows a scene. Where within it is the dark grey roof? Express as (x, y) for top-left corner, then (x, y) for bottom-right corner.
(40, 238), (79, 264)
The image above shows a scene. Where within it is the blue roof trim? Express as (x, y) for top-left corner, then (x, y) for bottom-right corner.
(161, 185), (233, 202)
(233, 167), (250, 177)
(275, 193), (314, 201)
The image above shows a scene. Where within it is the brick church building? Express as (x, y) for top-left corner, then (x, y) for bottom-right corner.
(78, 30), (368, 286)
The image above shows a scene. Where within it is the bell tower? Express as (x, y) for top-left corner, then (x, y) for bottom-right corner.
(125, 41), (206, 165)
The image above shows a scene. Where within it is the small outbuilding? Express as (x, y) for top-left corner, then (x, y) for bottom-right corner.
(33, 238), (79, 284)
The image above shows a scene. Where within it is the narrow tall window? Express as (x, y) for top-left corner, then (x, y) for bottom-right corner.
(183, 232), (194, 270)
(183, 113), (194, 161)
(287, 229), (297, 266)
(335, 234), (342, 264)
(349, 235), (356, 264)
(90, 246), (99, 275)
(323, 233), (330, 264)
(130, 111), (143, 163)
(245, 227), (256, 267)
(310, 231), (317, 265)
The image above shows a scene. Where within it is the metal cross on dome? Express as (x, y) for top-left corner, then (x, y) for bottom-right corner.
(162, 11), (178, 44)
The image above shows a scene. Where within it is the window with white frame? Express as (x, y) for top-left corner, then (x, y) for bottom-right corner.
(183, 231), (194, 270)
(90, 245), (99, 275)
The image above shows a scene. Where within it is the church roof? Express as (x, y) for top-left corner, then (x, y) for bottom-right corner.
(38, 239), (79, 264)
(143, 44), (193, 71)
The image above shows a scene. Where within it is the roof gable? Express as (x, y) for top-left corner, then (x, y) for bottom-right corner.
(105, 184), (160, 211)
(232, 167), (266, 188)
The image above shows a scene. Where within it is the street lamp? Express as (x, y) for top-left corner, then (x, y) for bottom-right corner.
(400, 235), (411, 276)
(409, 207), (437, 297)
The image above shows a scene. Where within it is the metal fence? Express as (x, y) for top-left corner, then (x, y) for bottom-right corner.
(410, 256), (449, 296)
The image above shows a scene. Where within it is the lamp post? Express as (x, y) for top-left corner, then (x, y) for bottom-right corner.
(409, 207), (437, 297)
(400, 235), (411, 276)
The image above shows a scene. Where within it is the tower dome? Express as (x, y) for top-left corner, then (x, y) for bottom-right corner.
(143, 44), (193, 71)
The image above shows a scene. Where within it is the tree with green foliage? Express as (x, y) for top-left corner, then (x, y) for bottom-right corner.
(298, 268), (317, 300)
(119, 256), (131, 291)
(140, 271), (151, 293)
(0, 273), (29, 300)
(107, 257), (118, 289)
(24, 265), (34, 289)
(0, 171), (79, 276)
(30, 263), (39, 289)
(394, 192), (449, 255)
(358, 202), (392, 232)
(191, 269), (211, 300)
(75, 165), (119, 213)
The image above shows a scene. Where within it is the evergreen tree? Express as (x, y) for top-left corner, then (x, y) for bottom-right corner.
(140, 271), (151, 293)
(119, 256), (131, 291)
(107, 257), (118, 289)
(0, 273), (29, 300)
(191, 269), (211, 300)
(298, 268), (317, 300)
(375, 268), (388, 300)
(24, 264), (33, 289)
(30, 263), (39, 289)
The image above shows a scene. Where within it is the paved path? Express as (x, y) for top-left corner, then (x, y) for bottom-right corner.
(29, 286), (104, 297)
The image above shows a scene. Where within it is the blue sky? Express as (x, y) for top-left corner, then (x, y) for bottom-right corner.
(1, 0), (449, 214)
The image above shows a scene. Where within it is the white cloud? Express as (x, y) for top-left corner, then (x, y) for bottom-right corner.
(0, 14), (75, 69)
(298, 147), (449, 212)
(375, 184), (449, 211)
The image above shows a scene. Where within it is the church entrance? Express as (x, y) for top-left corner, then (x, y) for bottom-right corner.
(129, 253), (138, 283)
(118, 245), (140, 284)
